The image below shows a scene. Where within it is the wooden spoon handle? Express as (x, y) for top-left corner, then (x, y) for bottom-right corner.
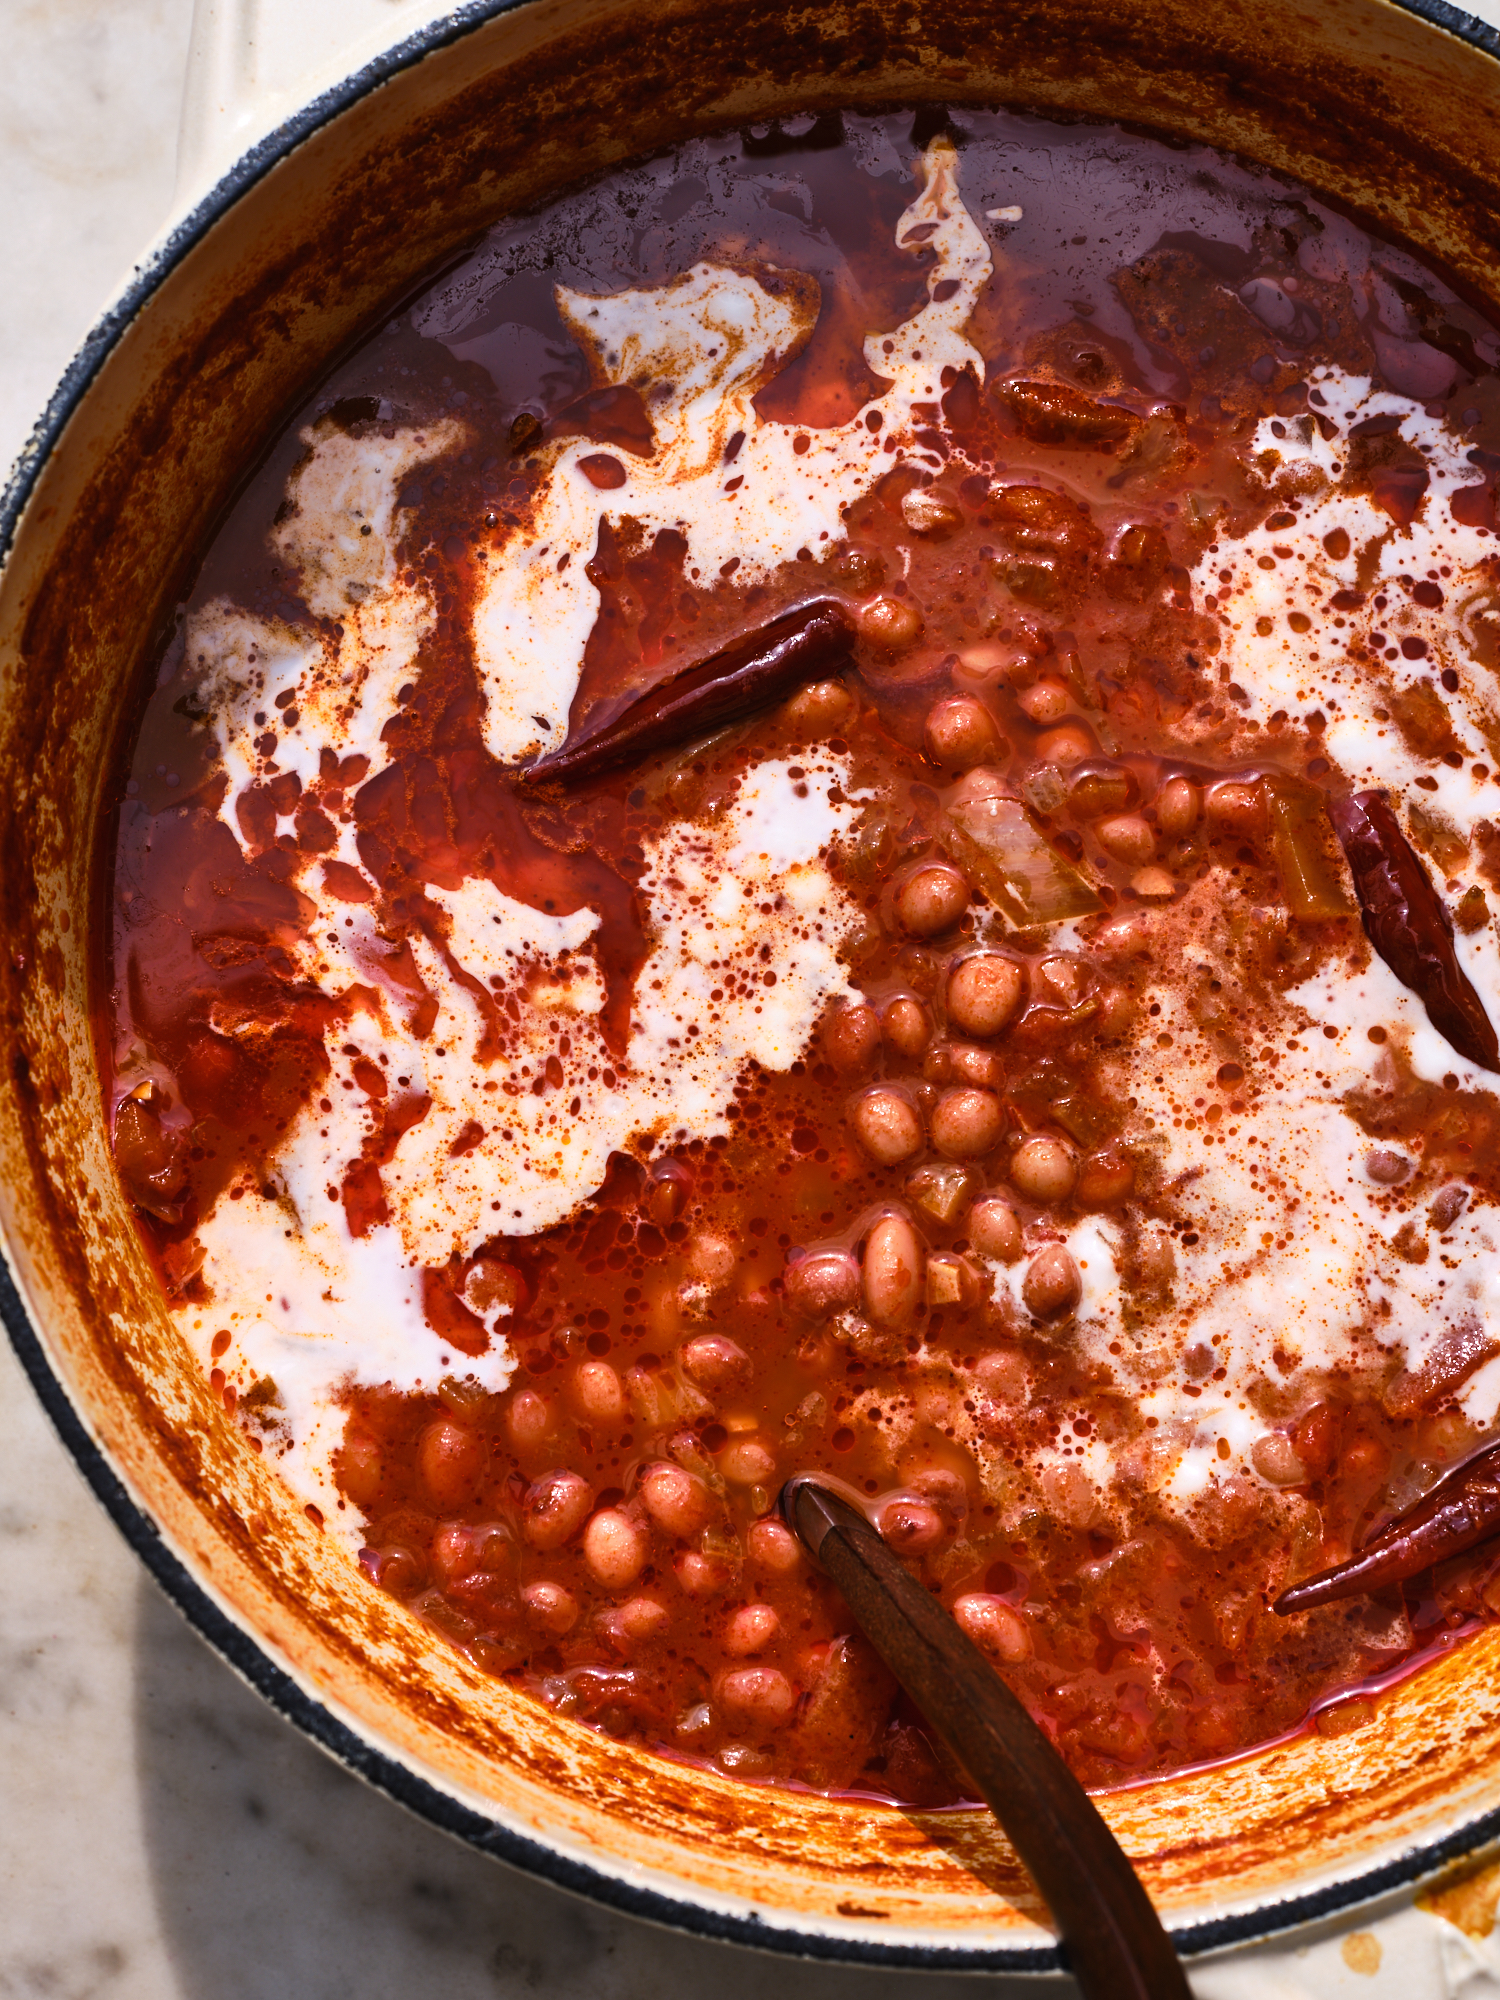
(781, 1475), (1191, 1999)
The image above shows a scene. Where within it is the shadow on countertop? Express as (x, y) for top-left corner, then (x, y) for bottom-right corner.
(132, 1577), (1073, 2000)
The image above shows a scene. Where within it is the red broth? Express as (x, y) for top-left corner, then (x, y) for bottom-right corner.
(102, 108), (1500, 1801)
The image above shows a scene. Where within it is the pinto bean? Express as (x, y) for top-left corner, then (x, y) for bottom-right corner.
(675, 1550), (736, 1596)
(1008, 1133), (1078, 1203)
(716, 1664), (797, 1727)
(1251, 1433), (1306, 1486)
(1017, 679), (1071, 723)
(679, 1333), (752, 1395)
(418, 1420), (485, 1509)
(1205, 779), (1266, 835)
(720, 1436), (778, 1486)
(924, 1040), (1004, 1090)
(747, 1518), (805, 1575)
(883, 994), (931, 1057)
(523, 1579), (580, 1634)
(685, 1231), (737, 1283)
(925, 696), (1002, 771)
(1095, 813), (1155, 866)
(901, 488), (964, 537)
(946, 952), (1025, 1037)
(823, 1001), (880, 1073)
(968, 1196), (1023, 1263)
(895, 862), (970, 937)
(857, 594), (924, 650)
(1022, 1242), (1082, 1320)
(881, 1497), (946, 1553)
(723, 1602), (782, 1656)
(336, 1430), (385, 1510)
(1156, 774), (1201, 836)
(642, 1162), (691, 1225)
(1075, 1149), (1135, 1207)
(1034, 723), (1094, 767)
(781, 680), (854, 736)
(784, 1250), (861, 1320)
(953, 1593), (1033, 1662)
(848, 1086), (925, 1166)
(640, 1460), (713, 1538)
(612, 1594), (671, 1647)
(930, 1087), (1004, 1159)
(523, 1470), (594, 1550)
(568, 1359), (626, 1428)
(863, 1213), (922, 1325)
(583, 1507), (649, 1589)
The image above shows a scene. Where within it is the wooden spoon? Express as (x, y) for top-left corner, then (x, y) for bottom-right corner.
(780, 1474), (1191, 1998)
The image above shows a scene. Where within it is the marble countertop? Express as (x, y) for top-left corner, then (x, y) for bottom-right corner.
(7, 3), (1500, 1992)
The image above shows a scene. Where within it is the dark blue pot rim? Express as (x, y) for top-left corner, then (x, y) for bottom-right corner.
(5, 0), (1500, 1968)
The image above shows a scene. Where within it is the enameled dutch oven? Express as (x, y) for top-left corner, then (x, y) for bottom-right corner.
(7, 0), (1500, 1968)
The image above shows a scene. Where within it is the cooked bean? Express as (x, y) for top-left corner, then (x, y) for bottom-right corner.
(946, 952), (1024, 1037)
(863, 1213), (922, 1325)
(685, 1231), (737, 1283)
(1205, 778), (1266, 835)
(784, 1249), (861, 1320)
(925, 696), (1002, 770)
(1251, 1433), (1306, 1486)
(931, 1086), (1004, 1159)
(972, 1348), (1028, 1401)
(336, 1431), (385, 1509)
(642, 1162), (691, 1225)
(895, 861), (970, 937)
(925, 1250), (981, 1308)
(1034, 722), (1094, 767)
(1156, 774), (1201, 835)
(883, 994), (931, 1057)
(901, 488), (964, 537)
(848, 1086), (925, 1166)
(716, 1664), (797, 1727)
(431, 1522), (480, 1584)
(857, 594), (924, 650)
(1067, 763), (1134, 819)
(1093, 983), (1136, 1040)
(824, 1001), (880, 1073)
(583, 1507), (649, 1589)
(680, 1333), (752, 1394)
(568, 1358), (626, 1428)
(968, 1195), (1023, 1262)
(723, 1602), (782, 1656)
(523, 1470), (594, 1550)
(523, 1579), (580, 1634)
(923, 1040), (1003, 1089)
(1008, 1133), (1078, 1203)
(640, 1460), (713, 1538)
(1365, 1147), (1412, 1185)
(1022, 1242), (1082, 1319)
(905, 1160), (979, 1226)
(1095, 813), (1155, 866)
(614, 1593), (671, 1646)
(1075, 1149), (1135, 1207)
(747, 1518), (805, 1575)
(1017, 679), (1070, 723)
(418, 1419), (485, 1509)
(781, 679), (854, 736)
(1130, 865), (1177, 901)
(675, 1550), (735, 1596)
(1293, 1401), (1339, 1479)
(719, 1436), (778, 1486)
(880, 1497), (946, 1553)
(953, 1592), (1033, 1662)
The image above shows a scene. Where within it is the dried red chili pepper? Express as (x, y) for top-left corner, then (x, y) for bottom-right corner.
(1275, 1437), (1500, 1613)
(520, 598), (857, 785)
(1329, 788), (1499, 1071)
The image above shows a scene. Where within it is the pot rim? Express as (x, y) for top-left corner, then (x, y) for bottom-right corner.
(6, 0), (1500, 1967)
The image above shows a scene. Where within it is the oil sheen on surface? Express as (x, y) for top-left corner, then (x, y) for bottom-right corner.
(102, 108), (1500, 1803)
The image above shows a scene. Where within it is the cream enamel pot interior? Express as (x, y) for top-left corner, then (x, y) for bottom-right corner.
(6, 0), (1500, 1968)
